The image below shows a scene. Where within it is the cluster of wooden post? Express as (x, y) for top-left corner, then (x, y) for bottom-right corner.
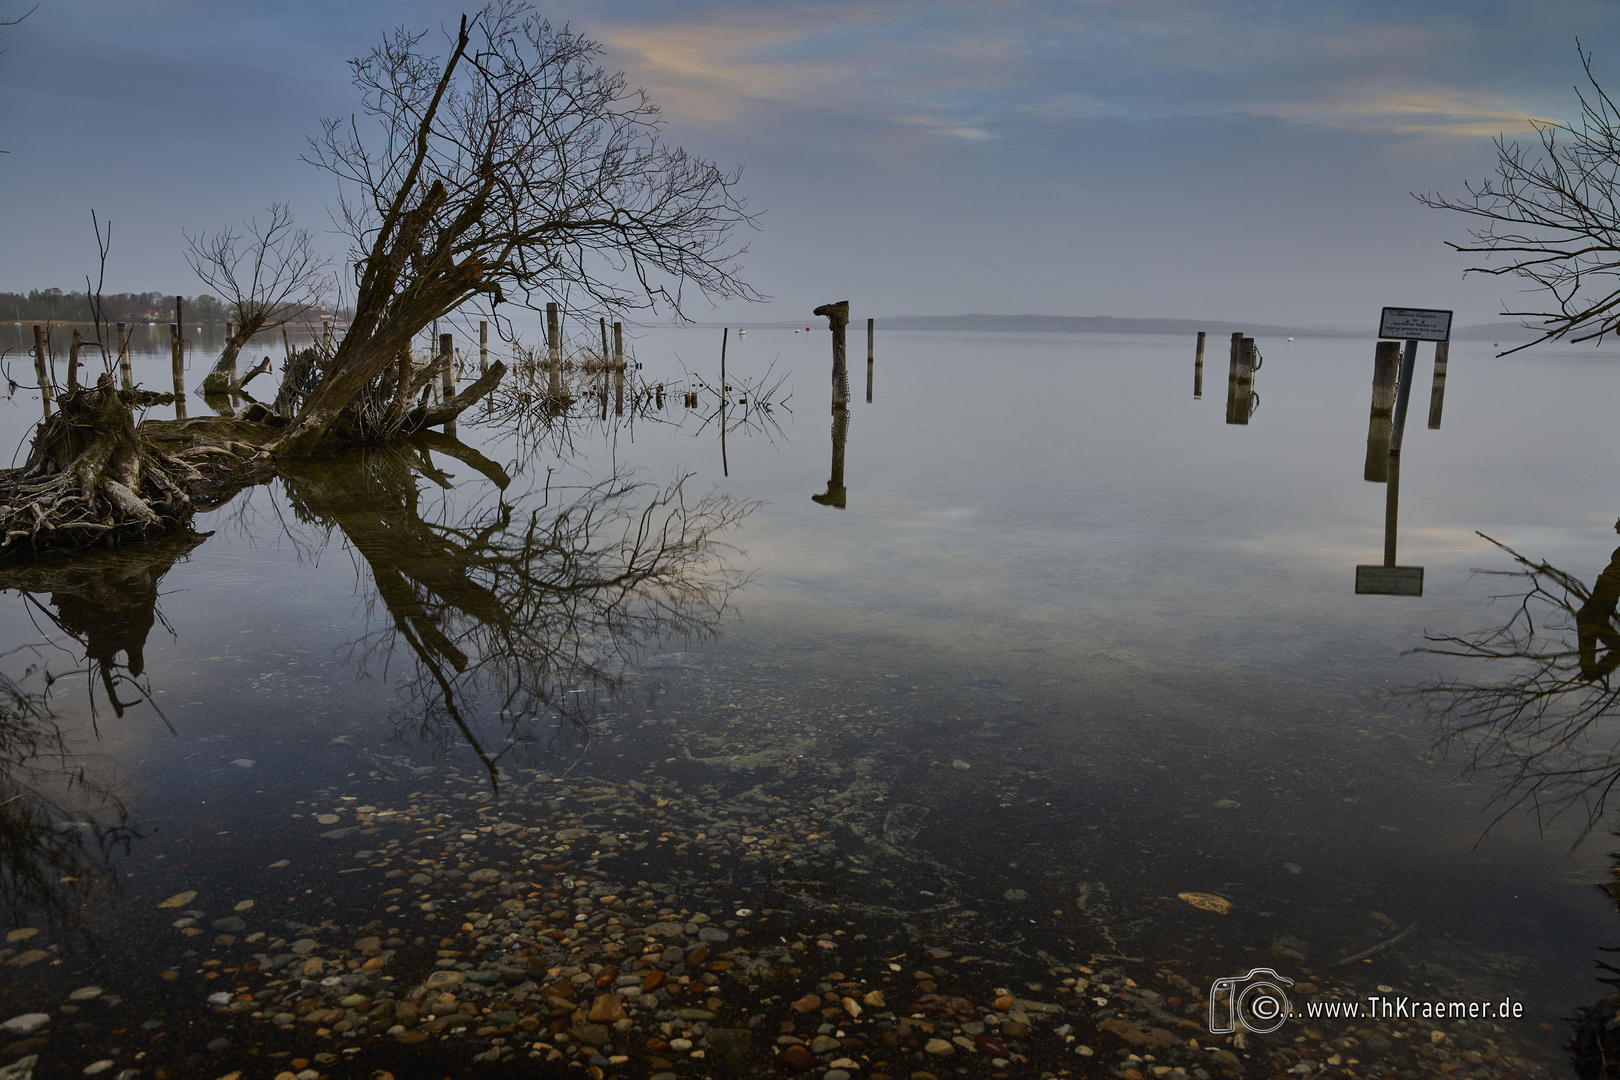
(28, 305), (157, 418)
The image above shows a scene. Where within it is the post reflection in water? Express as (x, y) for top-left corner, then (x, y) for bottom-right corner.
(812, 405), (849, 509)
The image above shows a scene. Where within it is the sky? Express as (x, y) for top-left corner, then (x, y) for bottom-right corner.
(1, 0), (1616, 330)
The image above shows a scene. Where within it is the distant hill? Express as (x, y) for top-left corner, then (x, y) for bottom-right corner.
(875, 313), (1316, 336)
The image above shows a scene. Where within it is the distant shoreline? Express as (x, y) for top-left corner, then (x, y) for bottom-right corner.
(686, 313), (1539, 341)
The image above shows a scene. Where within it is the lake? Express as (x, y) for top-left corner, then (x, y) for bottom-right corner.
(0, 320), (1612, 1080)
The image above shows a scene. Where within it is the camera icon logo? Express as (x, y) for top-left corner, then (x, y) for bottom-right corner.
(1208, 968), (1294, 1035)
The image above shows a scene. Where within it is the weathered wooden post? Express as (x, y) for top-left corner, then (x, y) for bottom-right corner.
(612, 322), (623, 370)
(546, 302), (562, 399)
(1194, 331), (1205, 398)
(32, 325), (52, 418)
(68, 329), (83, 392)
(813, 300), (850, 408)
(478, 320), (489, 375)
(439, 333), (456, 435)
(1226, 335), (1256, 424)
(116, 321), (132, 390)
(1363, 340), (1400, 483)
(599, 317), (610, 366)
(171, 323), (187, 419)
(1426, 341), (1448, 430)
(866, 317), (874, 402)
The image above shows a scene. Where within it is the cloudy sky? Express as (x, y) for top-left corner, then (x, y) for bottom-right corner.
(1, 0), (1614, 329)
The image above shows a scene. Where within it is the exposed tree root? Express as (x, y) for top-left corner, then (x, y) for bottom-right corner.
(0, 376), (271, 556)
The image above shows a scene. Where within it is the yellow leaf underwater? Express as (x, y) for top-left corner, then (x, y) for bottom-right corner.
(1178, 891), (1231, 914)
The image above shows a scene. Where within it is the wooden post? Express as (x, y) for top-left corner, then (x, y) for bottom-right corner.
(282, 327), (293, 368)
(599, 317), (610, 367)
(1426, 341), (1448, 430)
(171, 322), (187, 418)
(1194, 331), (1205, 399)
(1363, 340), (1401, 483)
(478, 320), (488, 375)
(68, 329), (82, 392)
(32, 325), (52, 418)
(546, 302), (562, 398)
(866, 317), (874, 402)
(612, 322), (623, 370)
(1388, 339), (1419, 457)
(116, 321), (131, 390)
(439, 333), (456, 435)
(814, 301), (850, 408)
(1226, 336), (1256, 424)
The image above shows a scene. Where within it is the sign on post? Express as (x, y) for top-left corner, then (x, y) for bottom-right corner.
(1378, 307), (1452, 342)
(1355, 565), (1423, 596)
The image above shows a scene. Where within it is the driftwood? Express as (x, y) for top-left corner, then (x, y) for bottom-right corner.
(1332, 919), (1420, 966)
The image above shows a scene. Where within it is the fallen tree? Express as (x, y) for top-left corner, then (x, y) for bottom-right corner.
(0, 1), (755, 557)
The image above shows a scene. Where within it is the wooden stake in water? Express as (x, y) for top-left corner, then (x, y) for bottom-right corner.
(813, 301), (850, 408)
(1194, 331), (1205, 398)
(1363, 341), (1400, 483)
(116, 321), (132, 390)
(440, 333), (456, 436)
(171, 323), (187, 419)
(599, 317), (609, 367)
(479, 320), (488, 375)
(546, 302), (562, 398)
(68, 329), (83, 392)
(1426, 341), (1448, 430)
(612, 322), (623, 370)
(32, 325), (52, 418)
(866, 317), (874, 403)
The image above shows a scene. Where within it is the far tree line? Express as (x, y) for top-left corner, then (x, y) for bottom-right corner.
(0, 290), (347, 326)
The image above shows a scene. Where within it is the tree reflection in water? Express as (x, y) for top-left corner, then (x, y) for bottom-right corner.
(276, 436), (756, 790)
(1414, 529), (1620, 845)
(0, 538), (203, 927)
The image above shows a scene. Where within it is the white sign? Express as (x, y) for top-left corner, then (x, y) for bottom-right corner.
(1378, 307), (1452, 342)
(1355, 565), (1424, 596)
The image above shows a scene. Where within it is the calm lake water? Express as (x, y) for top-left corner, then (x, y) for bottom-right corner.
(0, 320), (1617, 1077)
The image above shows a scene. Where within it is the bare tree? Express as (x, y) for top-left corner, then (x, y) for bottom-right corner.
(1417, 45), (1620, 354)
(185, 203), (329, 393)
(275, 1), (759, 455)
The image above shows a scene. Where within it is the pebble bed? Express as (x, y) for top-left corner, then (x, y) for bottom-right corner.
(0, 759), (1568, 1080)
